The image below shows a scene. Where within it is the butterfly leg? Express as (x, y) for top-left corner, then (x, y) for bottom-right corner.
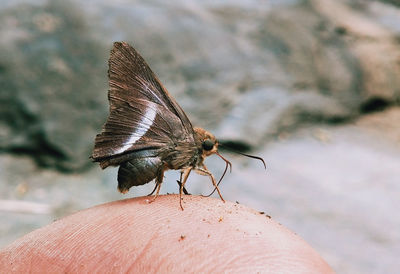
(179, 167), (192, 210)
(177, 171), (191, 195)
(196, 165), (225, 202)
(147, 183), (158, 196)
(149, 169), (165, 203)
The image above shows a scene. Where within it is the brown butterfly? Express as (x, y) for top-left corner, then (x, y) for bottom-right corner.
(91, 42), (265, 210)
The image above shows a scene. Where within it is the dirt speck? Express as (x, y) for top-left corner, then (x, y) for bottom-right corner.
(179, 235), (186, 241)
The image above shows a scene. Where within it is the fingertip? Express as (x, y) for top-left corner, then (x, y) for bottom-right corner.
(0, 195), (333, 273)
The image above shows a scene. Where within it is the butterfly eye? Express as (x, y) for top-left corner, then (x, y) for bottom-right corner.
(202, 139), (215, 151)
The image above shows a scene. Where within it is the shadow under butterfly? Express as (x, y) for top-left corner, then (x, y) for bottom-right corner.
(91, 42), (266, 210)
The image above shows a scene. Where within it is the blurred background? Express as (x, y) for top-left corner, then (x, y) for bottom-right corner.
(0, 0), (399, 272)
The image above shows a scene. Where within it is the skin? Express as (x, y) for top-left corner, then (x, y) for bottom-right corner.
(0, 195), (334, 273)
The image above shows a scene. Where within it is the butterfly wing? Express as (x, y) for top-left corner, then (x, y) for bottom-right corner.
(92, 42), (195, 166)
(107, 42), (194, 131)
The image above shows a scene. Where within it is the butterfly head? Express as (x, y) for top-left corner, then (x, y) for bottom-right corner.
(194, 127), (218, 157)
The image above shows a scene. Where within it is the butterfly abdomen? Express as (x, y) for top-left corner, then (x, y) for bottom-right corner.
(117, 155), (163, 193)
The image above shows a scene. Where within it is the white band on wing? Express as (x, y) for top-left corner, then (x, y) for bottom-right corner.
(114, 106), (157, 154)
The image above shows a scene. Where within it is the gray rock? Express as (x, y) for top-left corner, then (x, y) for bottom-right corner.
(1, 0), (400, 170)
(0, 0), (108, 171)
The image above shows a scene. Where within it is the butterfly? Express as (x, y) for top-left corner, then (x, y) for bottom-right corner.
(91, 42), (265, 210)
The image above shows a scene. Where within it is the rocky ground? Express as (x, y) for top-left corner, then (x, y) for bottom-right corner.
(1, 0), (399, 273)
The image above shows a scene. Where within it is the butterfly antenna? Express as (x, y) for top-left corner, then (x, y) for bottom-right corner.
(219, 144), (266, 169)
(203, 152), (232, 197)
(204, 147), (266, 198)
